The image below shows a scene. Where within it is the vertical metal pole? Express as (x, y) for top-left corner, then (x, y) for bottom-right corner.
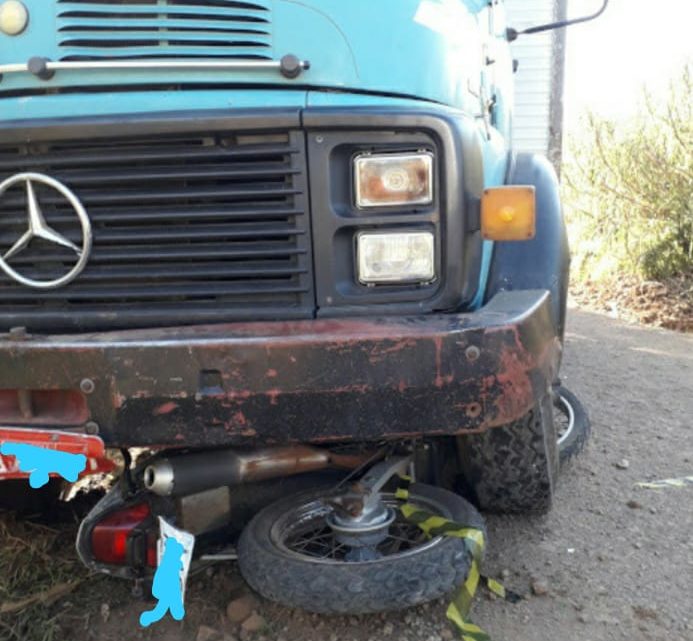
(549, 0), (569, 176)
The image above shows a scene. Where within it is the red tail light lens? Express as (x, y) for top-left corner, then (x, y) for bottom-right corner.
(91, 503), (157, 567)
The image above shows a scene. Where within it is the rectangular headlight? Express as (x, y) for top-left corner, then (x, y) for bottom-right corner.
(357, 232), (435, 284)
(354, 152), (434, 208)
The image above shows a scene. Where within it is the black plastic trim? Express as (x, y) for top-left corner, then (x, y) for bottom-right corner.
(0, 108), (301, 144)
(302, 107), (486, 316)
(0, 110), (314, 332)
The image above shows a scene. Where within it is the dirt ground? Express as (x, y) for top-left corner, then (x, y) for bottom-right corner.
(571, 274), (693, 333)
(2, 306), (693, 641)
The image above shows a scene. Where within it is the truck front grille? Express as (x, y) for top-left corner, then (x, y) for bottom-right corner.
(0, 129), (314, 331)
(56, 0), (273, 61)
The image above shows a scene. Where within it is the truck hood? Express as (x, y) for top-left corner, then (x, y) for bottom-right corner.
(0, 0), (486, 112)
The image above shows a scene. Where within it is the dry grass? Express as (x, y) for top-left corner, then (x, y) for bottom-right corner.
(570, 272), (693, 332)
(0, 492), (131, 641)
(0, 510), (90, 641)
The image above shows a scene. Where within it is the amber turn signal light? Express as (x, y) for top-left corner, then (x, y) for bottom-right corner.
(481, 186), (536, 241)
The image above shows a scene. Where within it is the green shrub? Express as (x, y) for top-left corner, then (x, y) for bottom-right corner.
(562, 65), (692, 282)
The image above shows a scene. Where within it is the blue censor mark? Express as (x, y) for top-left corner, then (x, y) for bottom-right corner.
(139, 537), (186, 627)
(0, 442), (86, 488)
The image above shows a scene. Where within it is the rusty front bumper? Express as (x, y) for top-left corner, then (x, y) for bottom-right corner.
(0, 290), (561, 447)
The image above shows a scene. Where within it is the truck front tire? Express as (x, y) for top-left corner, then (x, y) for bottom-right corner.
(457, 394), (559, 513)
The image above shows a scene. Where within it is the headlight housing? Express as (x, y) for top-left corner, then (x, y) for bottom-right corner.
(357, 231), (435, 284)
(354, 152), (434, 208)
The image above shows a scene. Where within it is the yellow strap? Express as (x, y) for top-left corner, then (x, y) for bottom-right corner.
(466, 562), (481, 594)
(447, 603), (490, 641)
(395, 487), (410, 500)
(397, 483), (523, 639)
(486, 578), (506, 599)
(400, 500), (491, 640)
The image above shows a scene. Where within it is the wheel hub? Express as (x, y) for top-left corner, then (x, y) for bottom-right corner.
(326, 496), (396, 561)
(323, 457), (413, 561)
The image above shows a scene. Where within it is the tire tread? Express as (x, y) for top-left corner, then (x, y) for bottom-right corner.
(237, 484), (483, 614)
(459, 395), (559, 513)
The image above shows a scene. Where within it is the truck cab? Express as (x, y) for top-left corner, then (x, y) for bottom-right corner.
(0, 0), (572, 616)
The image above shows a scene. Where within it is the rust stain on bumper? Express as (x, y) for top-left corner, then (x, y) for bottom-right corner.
(0, 291), (560, 447)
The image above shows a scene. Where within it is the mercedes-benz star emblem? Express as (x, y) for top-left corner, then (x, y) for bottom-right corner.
(0, 172), (92, 289)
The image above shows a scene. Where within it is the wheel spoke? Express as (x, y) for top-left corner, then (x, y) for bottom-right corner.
(276, 494), (444, 563)
(294, 531), (331, 546)
(384, 534), (418, 544)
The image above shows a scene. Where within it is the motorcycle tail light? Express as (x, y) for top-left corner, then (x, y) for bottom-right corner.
(91, 503), (157, 567)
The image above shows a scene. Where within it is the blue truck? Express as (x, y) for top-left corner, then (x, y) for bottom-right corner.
(0, 0), (601, 615)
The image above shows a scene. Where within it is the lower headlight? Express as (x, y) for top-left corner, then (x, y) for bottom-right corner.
(357, 231), (435, 284)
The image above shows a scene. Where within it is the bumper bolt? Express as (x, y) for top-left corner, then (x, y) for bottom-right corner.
(84, 421), (99, 435)
(80, 378), (95, 394)
(279, 54), (304, 79)
(465, 402), (482, 418)
(27, 56), (55, 81)
(465, 345), (481, 362)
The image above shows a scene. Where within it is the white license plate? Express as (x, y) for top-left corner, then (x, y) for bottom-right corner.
(157, 517), (196, 602)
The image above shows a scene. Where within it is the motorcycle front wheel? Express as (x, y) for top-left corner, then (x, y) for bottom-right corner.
(237, 482), (484, 614)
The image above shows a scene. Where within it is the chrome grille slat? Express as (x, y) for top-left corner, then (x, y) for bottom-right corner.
(0, 129), (314, 331)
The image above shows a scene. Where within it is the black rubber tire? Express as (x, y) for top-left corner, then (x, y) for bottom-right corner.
(555, 386), (591, 468)
(237, 483), (484, 614)
(457, 394), (559, 513)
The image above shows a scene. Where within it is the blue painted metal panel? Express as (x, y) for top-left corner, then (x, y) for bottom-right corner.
(0, 90), (309, 121)
(0, 0), (505, 119)
(471, 128), (510, 309)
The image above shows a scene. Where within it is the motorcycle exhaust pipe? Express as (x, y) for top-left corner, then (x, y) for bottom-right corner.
(143, 446), (332, 497)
